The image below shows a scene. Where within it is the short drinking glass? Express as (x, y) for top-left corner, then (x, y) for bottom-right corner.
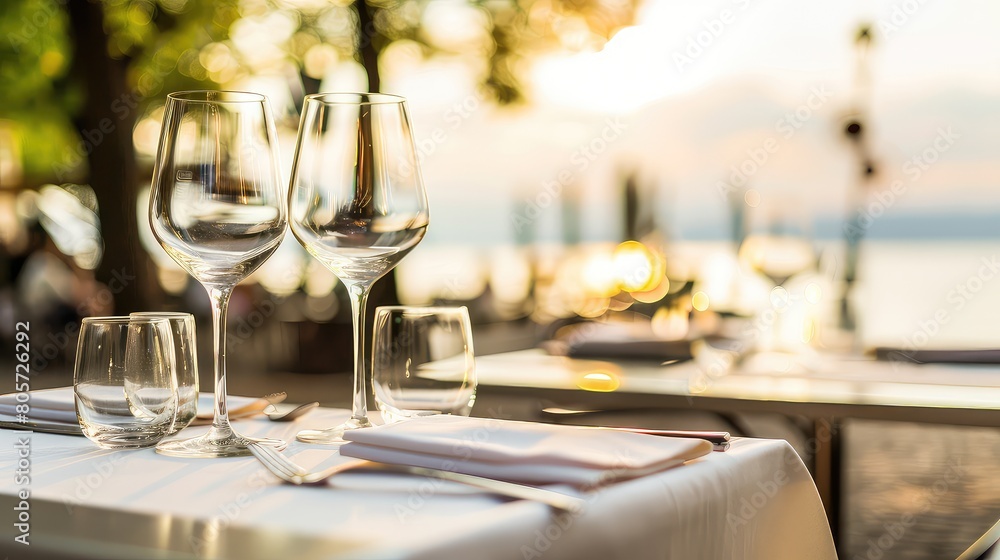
(372, 306), (476, 423)
(131, 312), (199, 432)
(74, 316), (178, 449)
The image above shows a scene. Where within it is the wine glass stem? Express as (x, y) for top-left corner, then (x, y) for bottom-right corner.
(348, 283), (371, 423)
(207, 286), (234, 437)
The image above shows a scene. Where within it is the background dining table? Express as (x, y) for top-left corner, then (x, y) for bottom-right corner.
(0, 407), (835, 559)
(469, 349), (1000, 549)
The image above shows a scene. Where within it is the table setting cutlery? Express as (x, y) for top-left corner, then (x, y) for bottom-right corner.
(246, 443), (586, 512)
(872, 347), (1000, 364)
(264, 401), (320, 422)
(238, 413), (713, 512)
(0, 418), (84, 436)
(190, 392), (287, 426)
(539, 409), (730, 451)
(601, 427), (730, 451)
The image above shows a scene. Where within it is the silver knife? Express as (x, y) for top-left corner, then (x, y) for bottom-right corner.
(539, 409), (731, 451)
(296, 459), (587, 513)
(402, 464), (587, 512)
(604, 427), (731, 452)
(0, 419), (83, 436)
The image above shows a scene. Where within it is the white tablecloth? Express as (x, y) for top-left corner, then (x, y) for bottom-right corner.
(0, 407), (835, 559)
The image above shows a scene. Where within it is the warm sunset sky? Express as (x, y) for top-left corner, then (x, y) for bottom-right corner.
(363, 0), (1000, 243)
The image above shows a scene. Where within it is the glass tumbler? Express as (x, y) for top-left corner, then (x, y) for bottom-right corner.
(74, 316), (178, 449)
(372, 306), (476, 423)
(131, 312), (199, 432)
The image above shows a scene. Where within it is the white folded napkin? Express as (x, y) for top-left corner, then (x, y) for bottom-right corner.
(340, 415), (712, 487)
(0, 387), (78, 423)
(0, 387), (252, 425)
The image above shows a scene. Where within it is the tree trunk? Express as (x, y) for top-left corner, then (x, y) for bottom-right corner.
(354, 0), (398, 311)
(66, 0), (158, 314)
(356, 0), (380, 93)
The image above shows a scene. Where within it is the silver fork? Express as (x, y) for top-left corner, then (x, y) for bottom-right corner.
(247, 443), (585, 513)
(248, 442), (308, 479)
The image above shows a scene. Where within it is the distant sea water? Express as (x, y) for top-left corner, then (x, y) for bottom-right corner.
(408, 236), (1000, 349)
(844, 420), (1000, 560)
(853, 239), (1000, 350)
(845, 239), (1000, 559)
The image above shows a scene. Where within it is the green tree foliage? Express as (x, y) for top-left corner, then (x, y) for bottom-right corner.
(1, 0), (242, 185)
(0, 0), (77, 184)
(2, 0), (636, 181)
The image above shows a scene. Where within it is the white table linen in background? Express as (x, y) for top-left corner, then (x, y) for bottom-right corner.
(0, 407), (835, 560)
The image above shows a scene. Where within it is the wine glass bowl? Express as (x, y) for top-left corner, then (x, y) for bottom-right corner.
(288, 92), (429, 443)
(738, 234), (815, 287)
(151, 91), (286, 288)
(737, 232), (818, 369)
(149, 90), (287, 457)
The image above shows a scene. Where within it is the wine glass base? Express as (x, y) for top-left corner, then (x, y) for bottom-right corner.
(297, 417), (372, 444)
(156, 429), (287, 458)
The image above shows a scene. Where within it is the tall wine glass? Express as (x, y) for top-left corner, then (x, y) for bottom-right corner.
(288, 93), (429, 443)
(149, 91), (287, 457)
(737, 230), (817, 371)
